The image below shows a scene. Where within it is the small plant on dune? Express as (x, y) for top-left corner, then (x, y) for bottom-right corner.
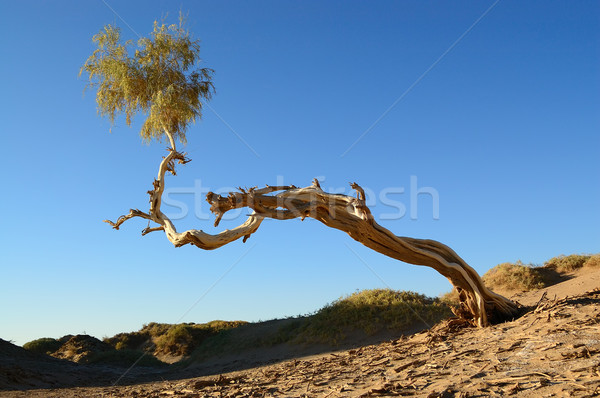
(482, 262), (548, 291)
(545, 254), (592, 273)
(23, 337), (63, 355)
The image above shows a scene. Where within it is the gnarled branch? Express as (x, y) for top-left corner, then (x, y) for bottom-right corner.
(104, 209), (152, 230)
(105, 132), (522, 327)
(204, 182), (521, 326)
(105, 130), (266, 250)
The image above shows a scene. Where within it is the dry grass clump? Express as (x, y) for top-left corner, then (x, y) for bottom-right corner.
(545, 254), (591, 273)
(482, 261), (548, 291)
(583, 254), (600, 268)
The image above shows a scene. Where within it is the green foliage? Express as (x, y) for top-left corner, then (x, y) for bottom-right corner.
(141, 322), (172, 337)
(155, 324), (195, 355)
(23, 337), (62, 355)
(545, 254), (592, 273)
(297, 289), (452, 345)
(101, 321), (247, 357)
(482, 261), (549, 291)
(80, 14), (214, 143)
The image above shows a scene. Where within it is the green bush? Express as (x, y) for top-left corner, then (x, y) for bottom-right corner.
(102, 321), (250, 357)
(141, 322), (171, 338)
(545, 254), (591, 273)
(154, 325), (195, 356)
(153, 321), (247, 356)
(104, 331), (150, 351)
(23, 337), (62, 355)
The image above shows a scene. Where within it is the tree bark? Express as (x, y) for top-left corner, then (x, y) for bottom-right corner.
(106, 134), (521, 327)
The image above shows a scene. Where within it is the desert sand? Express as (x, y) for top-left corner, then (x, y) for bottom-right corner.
(1, 269), (599, 397)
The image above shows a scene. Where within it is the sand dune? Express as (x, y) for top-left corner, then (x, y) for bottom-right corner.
(2, 269), (599, 397)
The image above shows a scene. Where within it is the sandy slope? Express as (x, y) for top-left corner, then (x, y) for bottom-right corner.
(2, 270), (599, 397)
(511, 267), (600, 306)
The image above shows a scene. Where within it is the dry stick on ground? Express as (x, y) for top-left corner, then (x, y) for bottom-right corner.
(106, 131), (521, 327)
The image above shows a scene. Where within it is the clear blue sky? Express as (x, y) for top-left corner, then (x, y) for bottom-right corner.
(1, 1), (598, 346)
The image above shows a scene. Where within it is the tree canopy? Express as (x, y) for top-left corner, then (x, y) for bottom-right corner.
(80, 16), (214, 144)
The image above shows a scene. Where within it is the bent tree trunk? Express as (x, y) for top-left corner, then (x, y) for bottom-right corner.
(107, 132), (521, 327)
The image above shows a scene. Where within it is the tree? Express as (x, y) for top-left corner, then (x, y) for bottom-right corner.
(81, 19), (521, 328)
(80, 17), (214, 145)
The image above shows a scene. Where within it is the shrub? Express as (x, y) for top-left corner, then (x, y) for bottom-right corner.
(154, 325), (195, 356)
(23, 337), (62, 355)
(104, 331), (150, 351)
(483, 262), (548, 291)
(141, 322), (171, 338)
(153, 321), (247, 356)
(545, 254), (591, 273)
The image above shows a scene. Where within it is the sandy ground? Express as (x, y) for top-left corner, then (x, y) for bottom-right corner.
(2, 270), (599, 397)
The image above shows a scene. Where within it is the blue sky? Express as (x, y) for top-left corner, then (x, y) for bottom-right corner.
(1, 1), (598, 346)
